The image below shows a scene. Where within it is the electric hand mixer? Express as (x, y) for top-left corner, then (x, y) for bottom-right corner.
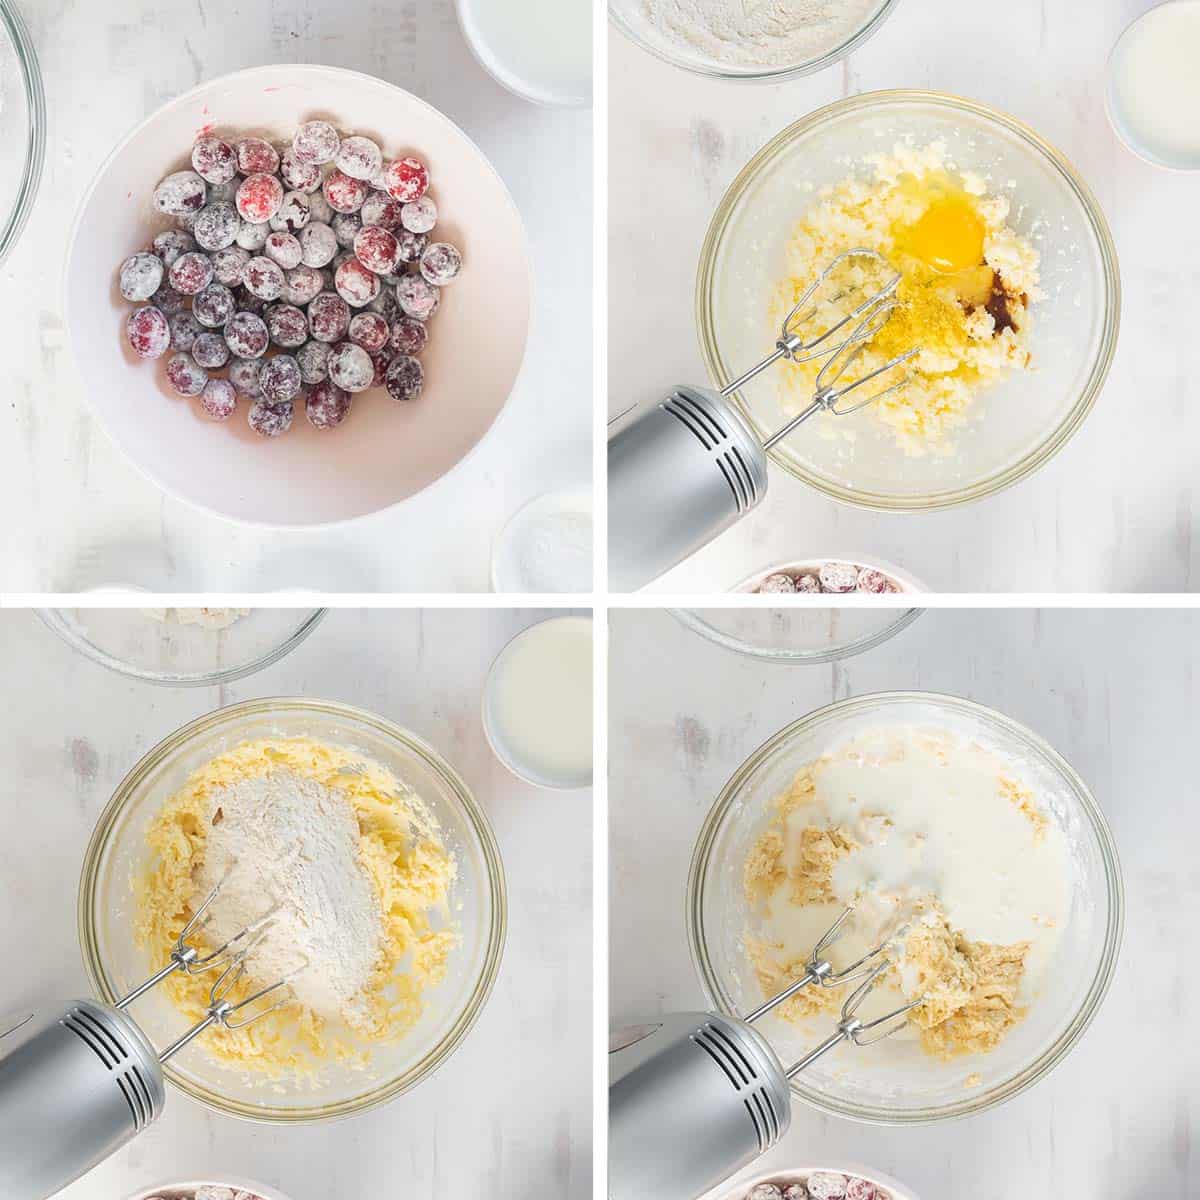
(0, 878), (298, 1200)
(608, 250), (920, 591)
(608, 905), (923, 1200)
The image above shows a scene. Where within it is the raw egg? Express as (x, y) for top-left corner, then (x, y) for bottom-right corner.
(904, 197), (986, 274)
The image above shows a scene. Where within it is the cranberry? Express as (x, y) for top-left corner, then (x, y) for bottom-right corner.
(323, 169), (369, 214)
(229, 357), (263, 398)
(336, 135), (383, 182)
(212, 245), (250, 287)
(235, 137), (280, 176)
(383, 156), (428, 202)
(199, 377), (238, 420)
(401, 195), (437, 234)
(192, 201), (240, 251)
(806, 1174), (848, 1200)
(331, 211), (362, 250)
(168, 310), (202, 352)
(168, 251), (214, 296)
(783, 1187), (808, 1200)
(280, 146), (322, 193)
(247, 398), (294, 438)
(844, 1181), (876, 1200)
(119, 252), (164, 302)
(292, 120), (341, 166)
(234, 285), (266, 315)
(154, 170), (206, 216)
(192, 331), (230, 369)
(856, 568), (896, 594)
(747, 1188), (783, 1200)
(264, 231), (303, 270)
(193, 283), (236, 328)
(360, 191), (404, 231)
(389, 316), (428, 355)
(126, 306), (170, 359)
(237, 173), (284, 224)
(369, 349), (392, 387)
(299, 221), (338, 268)
(165, 352), (207, 396)
(283, 264), (325, 306)
(259, 355), (302, 404)
(270, 190), (311, 236)
(243, 256), (285, 301)
(385, 353), (423, 402)
(153, 229), (196, 268)
(420, 241), (461, 286)
(224, 311), (270, 359)
(348, 311), (390, 353)
(396, 274), (440, 321)
(308, 291), (351, 342)
(395, 229), (428, 264)
(307, 189), (334, 224)
(335, 257), (380, 307)
(306, 379), (353, 428)
(192, 136), (237, 184)
(758, 573), (796, 594)
(327, 341), (374, 392)
(818, 562), (859, 593)
(354, 226), (400, 275)
(297, 339), (330, 384)
(151, 282), (186, 314)
(267, 303), (310, 348)
(369, 287), (404, 325)
(235, 219), (270, 252)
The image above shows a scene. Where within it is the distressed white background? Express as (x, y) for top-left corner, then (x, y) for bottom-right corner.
(610, 606), (1195, 1198)
(0, 607), (592, 1198)
(1, 0), (591, 592)
(610, 0), (1200, 593)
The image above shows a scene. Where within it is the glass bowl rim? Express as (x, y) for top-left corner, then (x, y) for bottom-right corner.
(695, 89), (1122, 512)
(77, 695), (509, 1124)
(608, 0), (903, 82)
(669, 606), (924, 664)
(0, 0), (46, 268)
(685, 689), (1125, 1124)
(36, 608), (328, 686)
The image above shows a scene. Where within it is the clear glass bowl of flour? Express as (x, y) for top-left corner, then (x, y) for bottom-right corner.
(609, 0), (901, 80)
(0, 0), (45, 266)
(687, 692), (1124, 1123)
(79, 698), (507, 1122)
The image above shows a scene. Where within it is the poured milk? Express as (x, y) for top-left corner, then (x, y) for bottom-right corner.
(485, 616), (593, 788)
(1109, 1), (1200, 167)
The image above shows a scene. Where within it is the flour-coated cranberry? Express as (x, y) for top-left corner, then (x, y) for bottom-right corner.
(260, 355), (302, 404)
(385, 354), (423, 402)
(247, 398), (294, 437)
(389, 315), (428, 355)
(151, 281), (186, 314)
(243, 256), (285, 301)
(193, 283), (236, 328)
(234, 285), (266, 315)
(331, 211), (362, 250)
(308, 291), (351, 342)
(297, 339), (330, 384)
(354, 226), (400, 275)
(298, 221), (338, 268)
(348, 311), (390, 353)
(154, 170), (207, 216)
(192, 136), (237, 184)
(235, 137), (280, 176)
(335, 257), (380, 307)
(228, 357), (263, 398)
(746, 1187), (783, 1200)
(420, 241), (461, 285)
(327, 341), (374, 392)
(336, 135), (382, 181)
(395, 229), (428, 264)
(165, 352), (208, 396)
(192, 201), (240, 251)
(198, 377), (237, 420)
(152, 229), (196, 268)
(306, 189), (334, 224)
(267, 303), (309, 348)
(192, 331), (230, 369)
(292, 120), (341, 166)
(169, 251), (214, 296)
(283, 264), (325, 306)
(401, 195), (437, 234)
(856, 568), (896, 594)
(360, 191), (404, 231)
(369, 349), (392, 387)
(782, 1186), (807, 1200)
(280, 146), (323, 193)
(383, 156), (428, 202)
(235, 219), (270, 252)
(237, 174), (284, 224)
(264, 231), (303, 270)
(306, 379), (353, 428)
(119, 252), (164, 302)
(795, 573), (821, 593)
(323, 169), (369, 214)
(224, 310), (270, 359)
(758, 573), (796, 594)
(271, 190), (312, 234)
(369, 287), (403, 325)
(395, 274), (440, 320)
(168, 310), (202, 352)
(212, 245), (250, 287)
(126, 306), (170, 358)
(843, 1180), (876, 1200)
(818, 562), (858, 593)
(806, 1174), (848, 1200)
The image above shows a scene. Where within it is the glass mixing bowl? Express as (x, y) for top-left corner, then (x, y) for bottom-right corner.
(0, 0), (44, 266)
(687, 692), (1123, 1124)
(38, 608), (327, 686)
(609, 0), (901, 81)
(697, 91), (1121, 511)
(79, 698), (507, 1123)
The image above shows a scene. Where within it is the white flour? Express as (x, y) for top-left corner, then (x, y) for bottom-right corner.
(196, 769), (384, 1026)
(641, 0), (883, 67)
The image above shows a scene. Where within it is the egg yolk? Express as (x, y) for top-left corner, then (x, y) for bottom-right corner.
(904, 198), (986, 274)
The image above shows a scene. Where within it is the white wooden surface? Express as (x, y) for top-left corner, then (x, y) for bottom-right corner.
(610, 0), (1200, 593)
(610, 606), (1196, 1198)
(0, 0), (591, 592)
(0, 607), (592, 1198)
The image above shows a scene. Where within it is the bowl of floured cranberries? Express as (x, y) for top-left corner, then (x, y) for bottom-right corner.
(722, 1169), (917, 1200)
(734, 559), (924, 595)
(124, 1183), (292, 1200)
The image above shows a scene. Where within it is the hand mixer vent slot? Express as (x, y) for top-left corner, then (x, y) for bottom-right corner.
(690, 1023), (783, 1153)
(663, 394), (758, 515)
(61, 1007), (155, 1132)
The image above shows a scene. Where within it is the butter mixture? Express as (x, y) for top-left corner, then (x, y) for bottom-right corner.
(136, 738), (458, 1077)
(743, 727), (1069, 1060)
(773, 143), (1042, 455)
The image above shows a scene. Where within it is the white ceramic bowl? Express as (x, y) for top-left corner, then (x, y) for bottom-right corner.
(733, 557), (926, 594)
(714, 1165), (919, 1200)
(67, 64), (532, 528)
(125, 1179), (294, 1200)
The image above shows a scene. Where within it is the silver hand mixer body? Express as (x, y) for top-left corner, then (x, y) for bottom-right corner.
(607, 250), (918, 591)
